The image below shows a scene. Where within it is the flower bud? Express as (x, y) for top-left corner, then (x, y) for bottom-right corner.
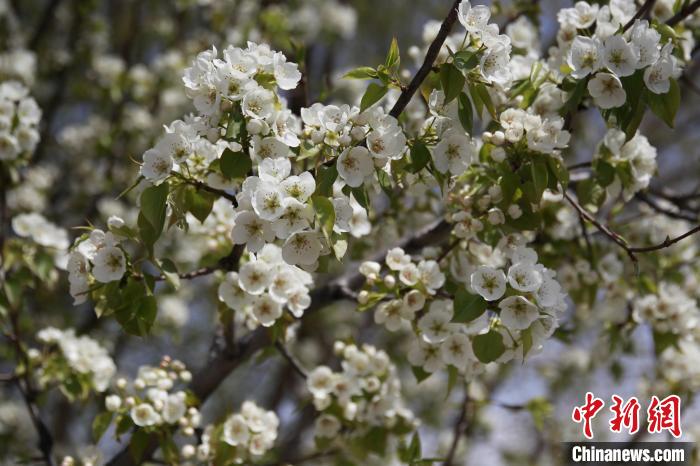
(383, 274), (396, 288)
(106, 395), (122, 412)
(491, 147), (506, 163)
(357, 290), (370, 305)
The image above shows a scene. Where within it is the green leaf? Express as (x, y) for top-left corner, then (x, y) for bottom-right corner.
(129, 429), (151, 463)
(645, 78), (680, 128)
(457, 92), (473, 134)
(343, 66), (378, 80)
(376, 168), (393, 195)
(363, 427), (388, 456)
(594, 160), (616, 187)
(521, 327), (534, 359)
(399, 432), (422, 463)
(472, 331), (506, 363)
(113, 282), (158, 336)
(445, 365), (459, 399)
(385, 37), (400, 69)
(453, 50), (479, 71)
(411, 365), (432, 383)
(473, 83), (497, 119)
(115, 415), (133, 439)
(409, 141), (431, 173)
(139, 182), (169, 235)
(220, 148), (252, 179)
(351, 186), (369, 209)
(653, 330), (680, 355)
(499, 171), (519, 204)
(559, 78), (587, 117)
(360, 82), (388, 112)
(530, 159), (549, 203)
(546, 157), (569, 187)
(311, 196), (335, 243)
(440, 63), (465, 104)
(526, 398), (553, 431)
(92, 412), (113, 442)
(185, 188), (215, 223)
(315, 163), (337, 197)
(453, 289), (487, 323)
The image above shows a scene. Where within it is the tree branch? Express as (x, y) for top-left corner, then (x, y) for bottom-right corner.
(564, 191), (700, 262)
(388, 0), (461, 118)
(275, 342), (308, 379)
(621, 0), (656, 32)
(667, 0), (700, 26)
(443, 392), (470, 466)
(104, 218), (451, 466)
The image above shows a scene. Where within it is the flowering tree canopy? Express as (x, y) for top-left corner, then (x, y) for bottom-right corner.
(2, 0), (700, 464)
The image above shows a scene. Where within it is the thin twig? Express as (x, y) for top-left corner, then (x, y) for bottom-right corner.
(564, 191), (700, 262)
(563, 191), (637, 262)
(389, 0), (461, 118)
(274, 342), (308, 379)
(444, 393), (470, 466)
(635, 192), (697, 223)
(621, 0), (656, 32)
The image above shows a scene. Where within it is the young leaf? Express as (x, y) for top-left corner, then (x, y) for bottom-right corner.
(92, 412), (113, 442)
(385, 37), (400, 69)
(343, 66), (378, 80)
(311, 196), (335, 243)
(472, 330), (506, 363)
(360, 82), (388, 112)
(440, 63), (465, 104)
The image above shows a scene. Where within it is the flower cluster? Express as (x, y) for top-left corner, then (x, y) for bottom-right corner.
(306, 342), (415, 442)
(32, 327), (116, 396)
(658, 339), (700, 392)
(11, 212), (69, 252)
(556, 0), (682, 107)
(470, 247), (566, 329)
(496, 108), (571, 155)
(141, 117), (236, 184)
(406, 243), (566, 378)
(457, 1), (513, 85)
(192, 401), (279, 463)
(100, 357), (199, 435)
(594, 128), (657, 200)
(300, 103), (407, 179)
(359, 247), (444, 332)
(633, 282), (699, 336)
(183, 42), (301, 119)
(67, 226), (128, 304)
(0, 81), (41, 163)
(218, 244), (313, 327)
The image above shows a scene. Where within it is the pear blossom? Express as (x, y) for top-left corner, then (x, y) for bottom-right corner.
(470, 266), (507, 301)
(602, 35), (638, 77)
(337, 146), (374, 187)
(499, 296), (539, 330)
(432, 129), (475, 175)
(568, 36), (602, 78)
(587, 72), (626, 109)
(282, 231), (322, 265)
